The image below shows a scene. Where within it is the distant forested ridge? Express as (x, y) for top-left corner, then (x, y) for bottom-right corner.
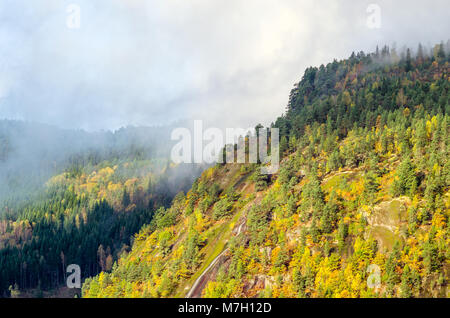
(83, 42), (449, 298)
(0, 123), (204, 296)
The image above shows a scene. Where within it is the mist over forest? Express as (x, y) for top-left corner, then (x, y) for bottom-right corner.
(0, 120), (174, 201)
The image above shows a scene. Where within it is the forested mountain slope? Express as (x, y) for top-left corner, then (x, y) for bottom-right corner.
(83, 42), (449, 298)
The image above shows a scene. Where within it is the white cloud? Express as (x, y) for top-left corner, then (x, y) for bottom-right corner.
(0, 0), (448, 131)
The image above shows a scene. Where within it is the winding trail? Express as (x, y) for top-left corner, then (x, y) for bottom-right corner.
(185, 218), (246, 298)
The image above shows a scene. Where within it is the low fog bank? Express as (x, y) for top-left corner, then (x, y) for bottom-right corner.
(0, 120), (181, 203)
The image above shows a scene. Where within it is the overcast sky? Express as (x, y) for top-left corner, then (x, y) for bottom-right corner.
(0, 0), (449, 131)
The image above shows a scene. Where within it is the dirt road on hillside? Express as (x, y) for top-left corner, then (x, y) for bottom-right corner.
(186, 218), (246, 298)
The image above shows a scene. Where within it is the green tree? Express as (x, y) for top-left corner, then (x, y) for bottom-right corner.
(391, 156), (417, 197)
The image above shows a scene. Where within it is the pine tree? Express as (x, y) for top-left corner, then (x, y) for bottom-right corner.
(405, 48), (412, 72)
(391, 156), (417, 197)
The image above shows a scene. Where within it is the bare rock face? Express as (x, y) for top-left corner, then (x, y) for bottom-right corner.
(365, 197), (409, 251)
